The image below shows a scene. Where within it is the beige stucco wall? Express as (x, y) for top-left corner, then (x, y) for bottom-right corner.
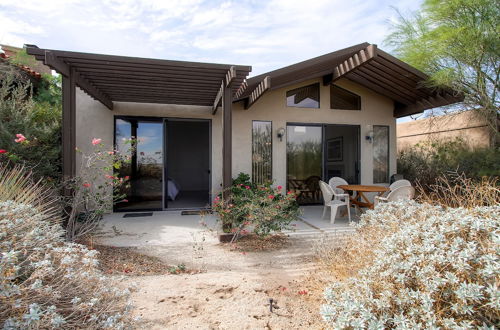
(397, 111), (491, 152)
(233, 78), (397, 189)
(75, 77), (397, 207)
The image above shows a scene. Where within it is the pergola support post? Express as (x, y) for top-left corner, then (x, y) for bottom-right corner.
(62, 67), (77, 192)
(221, 80), (232, 200)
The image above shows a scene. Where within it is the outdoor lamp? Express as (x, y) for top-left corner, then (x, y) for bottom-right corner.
(365, 125), (374, 143)
(277, 127), (285, 141)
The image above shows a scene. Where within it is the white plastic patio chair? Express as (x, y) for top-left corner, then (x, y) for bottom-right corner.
(374, 185), (415, 207)
(319, 180), (351, 224)
(389, 179), (411, 191)
(328, 176), (349, 197)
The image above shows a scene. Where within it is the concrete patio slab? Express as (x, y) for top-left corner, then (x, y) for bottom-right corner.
(96, 204), (358, 248)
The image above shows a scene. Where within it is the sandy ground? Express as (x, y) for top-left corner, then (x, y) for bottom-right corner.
(96, 213), (351, 329)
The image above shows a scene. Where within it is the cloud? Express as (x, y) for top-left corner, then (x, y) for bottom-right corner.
(1, 0), (422, 74)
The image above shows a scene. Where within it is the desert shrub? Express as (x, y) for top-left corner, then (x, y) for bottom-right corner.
(398, 139), (500, 187)
(416, 171), (500, 208)
(0, 72), (61, 182)
(213, 173), (300, 239)
(0, 164), (60, 219)
(0, 201), (133, 329)
(321, 201), (499, 328)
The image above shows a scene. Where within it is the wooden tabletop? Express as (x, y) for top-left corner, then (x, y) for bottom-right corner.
(337, 184), (389, 193)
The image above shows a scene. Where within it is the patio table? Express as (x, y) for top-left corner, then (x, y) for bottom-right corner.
(337, 184), (389, 210)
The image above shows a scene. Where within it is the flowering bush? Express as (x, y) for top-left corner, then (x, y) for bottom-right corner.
(63, 137), (134, 241)
(213, 173), (300, 240)
(321, 201), (499, 328)
(0, 201), (132, 329)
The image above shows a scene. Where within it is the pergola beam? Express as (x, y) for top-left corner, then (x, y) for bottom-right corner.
(42, 51), (113, 110)
(234, 79), (248, 99)
(213, 66), (238, 114)
(225, 66), (236, 87)
(212, 82), (224, 115)
(332, 44), (377, 82)
(245, 76), (271, 109)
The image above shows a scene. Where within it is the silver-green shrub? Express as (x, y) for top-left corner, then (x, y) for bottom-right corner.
(321, 201), (499, 329)
(0, 201), (132, 329)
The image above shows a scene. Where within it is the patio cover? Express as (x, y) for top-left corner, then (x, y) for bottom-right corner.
(25, 45), (251, 109)
(236, 43), (463, 117)
(25, 45), (252, 194)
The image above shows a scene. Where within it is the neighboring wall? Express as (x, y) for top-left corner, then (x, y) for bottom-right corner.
(76, 76), (397, 205)
(397, 110), (492, 152)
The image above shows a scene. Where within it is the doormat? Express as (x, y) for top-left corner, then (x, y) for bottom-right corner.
(123, 212), (153, 218)
(181, 210), (204, 215)
(181, 209), (212, 215)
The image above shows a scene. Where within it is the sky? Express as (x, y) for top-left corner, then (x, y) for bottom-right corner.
(1, 0), (423, 77)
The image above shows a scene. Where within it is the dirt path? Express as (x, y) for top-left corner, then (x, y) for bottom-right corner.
(119, 232), (339, 329)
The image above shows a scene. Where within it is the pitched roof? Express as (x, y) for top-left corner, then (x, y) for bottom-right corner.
(236, 43), (463, 118)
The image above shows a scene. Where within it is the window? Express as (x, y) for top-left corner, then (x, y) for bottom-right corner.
(252, 121), (272, 184)
(286, 83), (320, 108)
(373, 125), (389, 183)
(330, 85), (361, 110)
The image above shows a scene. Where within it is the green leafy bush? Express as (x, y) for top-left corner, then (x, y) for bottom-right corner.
(0, 72), (62, 182)
(398, 139), (500, 187)
(321, 200), (499, 328)
(213, 173), (300, 239)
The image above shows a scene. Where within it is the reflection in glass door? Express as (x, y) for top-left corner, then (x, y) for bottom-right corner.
(114, 118), (164, 211)
(286, 125), (323, 204)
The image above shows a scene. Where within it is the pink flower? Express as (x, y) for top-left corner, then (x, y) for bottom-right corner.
(83, 183), (91, 188)
(107, 151), (114, 155)
(122, 199), (129, 203)
(0, 149), (7, 154)
(91, 138), (102, 145)
(287, 191), (293, 195)
(268, 195), (275, 200)
(105, 175), (115, 180)
(124, 176), (130, 180)
(14, 134), (26, 143)
(277, 185), (282, 190)
(245, 185), (250, 190)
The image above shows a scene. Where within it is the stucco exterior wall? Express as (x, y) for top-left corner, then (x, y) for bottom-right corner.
(397, 111), (491, 152)
(232, 77), (397, 188)
(75, 77), (397, 207)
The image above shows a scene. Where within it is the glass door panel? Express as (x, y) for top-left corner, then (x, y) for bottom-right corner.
(114, 118), (164, 211)
(286, 125), (322, 204)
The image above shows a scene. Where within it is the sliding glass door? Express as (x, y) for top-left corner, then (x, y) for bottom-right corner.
(114, 117), (211, 211)
(286, 124), (360, 205)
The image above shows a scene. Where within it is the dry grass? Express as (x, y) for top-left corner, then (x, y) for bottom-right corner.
(416, 171), (500, 208)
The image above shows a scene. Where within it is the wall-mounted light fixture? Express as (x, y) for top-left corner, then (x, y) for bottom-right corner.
(365, 124), (374, 143)
(277, 127), (285, 142)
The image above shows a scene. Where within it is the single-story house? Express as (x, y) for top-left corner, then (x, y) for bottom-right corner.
(26, 43), (462, 211)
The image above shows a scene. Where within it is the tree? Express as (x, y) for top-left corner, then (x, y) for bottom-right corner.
(385, 0), (500, 146)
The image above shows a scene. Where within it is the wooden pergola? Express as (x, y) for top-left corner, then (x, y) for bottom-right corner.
(236, 43), (463, 116)
(25, 45), (251, 193)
